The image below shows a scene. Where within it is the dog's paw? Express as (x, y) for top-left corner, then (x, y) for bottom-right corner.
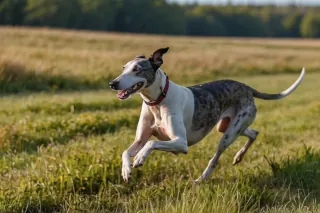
(122, 163), (132, 182)
(232, 151), (244, 165)
(121, 151), (132, 182)
(132, 152), (147, 168)
(193, 177), (203, 184)
(232, 156), (242, 165)
(132, 143), (153, 168)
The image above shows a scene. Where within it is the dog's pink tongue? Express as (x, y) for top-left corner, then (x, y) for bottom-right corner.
(117, 90), (126, 98)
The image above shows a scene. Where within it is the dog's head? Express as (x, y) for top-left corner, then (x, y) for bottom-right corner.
(109, 47), (169, 100)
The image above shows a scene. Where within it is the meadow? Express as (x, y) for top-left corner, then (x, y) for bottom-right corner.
(0, 27), (320, 212)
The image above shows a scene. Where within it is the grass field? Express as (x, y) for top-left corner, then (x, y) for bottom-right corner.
(0, 27), (320, 213)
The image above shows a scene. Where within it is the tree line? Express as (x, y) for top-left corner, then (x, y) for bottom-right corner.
(1, 0), (320, 38)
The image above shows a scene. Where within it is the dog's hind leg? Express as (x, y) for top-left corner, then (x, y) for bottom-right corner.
(232, 128), (259, 165)
(194, 102), (256, 183)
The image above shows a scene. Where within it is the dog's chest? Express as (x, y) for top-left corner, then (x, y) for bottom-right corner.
(149, 106), (163, 126)
(149, 106), (171, 140)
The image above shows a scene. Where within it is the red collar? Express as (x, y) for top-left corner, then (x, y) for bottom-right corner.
(144, 75), (169, 106)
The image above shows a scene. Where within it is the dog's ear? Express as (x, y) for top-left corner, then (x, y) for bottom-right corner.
(136, 55), (146, 59)
(149, 47), (169, 71)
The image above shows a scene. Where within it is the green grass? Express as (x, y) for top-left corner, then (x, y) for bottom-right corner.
(0, 27), (320, 212)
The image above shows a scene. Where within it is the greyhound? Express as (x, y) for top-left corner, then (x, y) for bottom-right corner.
(109, 47), (305, 182)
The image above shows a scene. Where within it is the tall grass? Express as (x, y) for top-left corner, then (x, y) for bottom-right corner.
(0, 59), (107, 93)
(1, 27), (320, 93)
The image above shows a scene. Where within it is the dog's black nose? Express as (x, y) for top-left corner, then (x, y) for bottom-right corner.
(109, 80), (119, 90)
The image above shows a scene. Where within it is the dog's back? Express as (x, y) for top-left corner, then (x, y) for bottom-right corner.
(188, 80), (252, 110)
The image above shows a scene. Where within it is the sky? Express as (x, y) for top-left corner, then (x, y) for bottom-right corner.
(170, 0), (320, 5)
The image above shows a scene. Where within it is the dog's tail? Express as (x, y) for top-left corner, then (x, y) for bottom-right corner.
(251, 68), (305, 100)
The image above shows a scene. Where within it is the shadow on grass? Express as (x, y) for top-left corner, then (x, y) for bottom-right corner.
(0, 60), (110, 94)
(0, 113), (139, 154)
(249, 146), (320, 210)
(23, 99), (142, 114)
(264, 146), (320, 193)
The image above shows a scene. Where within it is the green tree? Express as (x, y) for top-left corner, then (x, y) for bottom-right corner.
(186, 6), (226, 36)
(25, 0), (82, 28)
(260, 6), (286, 37)
(222, 8), (266, 37)
(114, 0), (186, 35)
(186, 15), (226, 36)
(283, 12), (303, 37)
(1, 0), (320, 38)
(78, 0), (117, 30)
(300, 11), (320, 38)
(0, 0), (27, 25)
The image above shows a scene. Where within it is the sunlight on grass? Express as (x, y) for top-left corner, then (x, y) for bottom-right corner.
(0, 27), (319, 212)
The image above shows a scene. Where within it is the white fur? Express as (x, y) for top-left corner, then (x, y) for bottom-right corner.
(121, 69), (208, 181)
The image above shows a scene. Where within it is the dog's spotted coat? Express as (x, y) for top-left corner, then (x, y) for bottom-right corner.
(109, 47), (305, 182)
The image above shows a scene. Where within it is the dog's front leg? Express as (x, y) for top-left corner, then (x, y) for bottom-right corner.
(132, 109), (188, 168)
(122, 105), (153, 181)
(132, 138), (188, 168)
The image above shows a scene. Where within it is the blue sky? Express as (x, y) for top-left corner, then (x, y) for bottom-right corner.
(170, 0), (320, 5)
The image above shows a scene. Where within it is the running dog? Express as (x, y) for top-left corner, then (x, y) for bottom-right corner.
(109, 47), (305, 182)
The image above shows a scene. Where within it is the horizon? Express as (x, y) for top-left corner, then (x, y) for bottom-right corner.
(169, 0), (320, 5)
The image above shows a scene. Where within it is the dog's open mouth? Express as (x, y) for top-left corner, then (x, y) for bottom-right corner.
(117, 82), (144, 100)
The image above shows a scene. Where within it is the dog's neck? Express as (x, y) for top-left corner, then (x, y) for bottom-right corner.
(140, 69), (167, 103)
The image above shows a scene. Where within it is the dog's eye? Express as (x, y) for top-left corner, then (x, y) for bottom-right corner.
(132, 66), (139, 72)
